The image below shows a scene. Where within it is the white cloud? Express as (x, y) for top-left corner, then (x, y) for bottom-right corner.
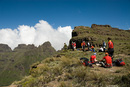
(129, 28), (130, 30)
(0, 20), (73, 51)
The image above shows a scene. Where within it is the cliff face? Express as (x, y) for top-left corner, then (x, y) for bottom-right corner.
(69, 24), (130, 48)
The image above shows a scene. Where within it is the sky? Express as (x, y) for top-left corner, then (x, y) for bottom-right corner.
(0, 0), (130, 50)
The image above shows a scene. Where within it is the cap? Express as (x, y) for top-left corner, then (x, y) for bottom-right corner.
(94, 53), (96, 55)
(105, 52), (109, 56)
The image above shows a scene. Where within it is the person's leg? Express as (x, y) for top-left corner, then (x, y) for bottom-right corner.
(100, 62), (105, 67)
(103, 48), (105, 52)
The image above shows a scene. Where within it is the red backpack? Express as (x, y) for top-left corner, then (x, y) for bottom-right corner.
(115, 58), (125, 66)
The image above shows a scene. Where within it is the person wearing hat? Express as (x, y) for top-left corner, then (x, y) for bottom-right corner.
(90, 53), (98, 64)
(100, 52), (112, 68)
(107, 37), (114, 61)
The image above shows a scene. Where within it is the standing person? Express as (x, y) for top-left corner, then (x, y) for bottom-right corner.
(73, 42), (76, 51)
(107, 37), (114, 61)
(103, 40), (106, 52)
(87, 41), (90, 50)
(100, 52), (112, 68)
(82, 41), (86, 51)
(90, 53), (98, 64)
(81, 42), (83, 50)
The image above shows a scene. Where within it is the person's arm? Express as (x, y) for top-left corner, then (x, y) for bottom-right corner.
(100, 57), (105, 61)
(94, 58), (98, 62)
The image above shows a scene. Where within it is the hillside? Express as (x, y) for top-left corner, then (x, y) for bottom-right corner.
(10, 50), (130, 87)
(69, 24), (130, 55)
(8, 24), (130, 87)
(0, 41), (56, 86)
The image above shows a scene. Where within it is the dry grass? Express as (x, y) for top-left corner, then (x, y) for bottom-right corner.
(12, 50), (130, 87)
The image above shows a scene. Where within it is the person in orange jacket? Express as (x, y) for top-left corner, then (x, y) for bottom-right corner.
(100, 52), (112, 68)
(91, 45), (95, 52)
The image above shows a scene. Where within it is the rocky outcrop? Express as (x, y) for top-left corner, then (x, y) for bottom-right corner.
(69, 24), (130, 48)
(91, 24), (111, 28)
(38, 41), (56, 55)
(13, 44), (37, 52)
(0, 44), (12, 52)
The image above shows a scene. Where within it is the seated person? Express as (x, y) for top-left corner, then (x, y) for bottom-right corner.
(100, 52), (112, 68)
(99, 47), (104, 52)
(90, 53), (98, 64)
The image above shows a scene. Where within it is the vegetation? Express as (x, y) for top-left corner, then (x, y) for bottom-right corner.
(0, 42), (56, 86)
(11, 49), (130, 87)
(1, 24), (130, 86)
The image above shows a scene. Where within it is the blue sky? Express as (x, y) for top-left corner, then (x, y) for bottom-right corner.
(0, 0), (130, 30)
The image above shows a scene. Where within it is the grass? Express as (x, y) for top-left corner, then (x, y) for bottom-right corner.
(11, 49), (130, 87)
(0, 42), (56, 86)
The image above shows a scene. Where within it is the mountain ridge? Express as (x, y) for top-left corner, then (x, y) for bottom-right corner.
(0, 41), (56, 86)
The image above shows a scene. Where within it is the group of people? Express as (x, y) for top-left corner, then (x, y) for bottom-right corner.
(72, 38), (114, 58)
(90, 52), (113, 68)
(80, 37), (115, 68)
(72, 41), (95, 52)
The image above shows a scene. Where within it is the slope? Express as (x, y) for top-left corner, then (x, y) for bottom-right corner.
(10, 50), (130, 87)
(0, 41), (56, 86)
(69, 24), (130, 55)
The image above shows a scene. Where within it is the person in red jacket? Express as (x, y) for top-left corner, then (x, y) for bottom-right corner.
(107, 37), (114, 61)
(73, 42), (76, 50)
(100, 52), (112, 68)
(72, 42), (76, 51)
(90, 53), (98, 64)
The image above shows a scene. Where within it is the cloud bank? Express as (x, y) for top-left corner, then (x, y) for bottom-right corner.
(0, 20), (73, 50)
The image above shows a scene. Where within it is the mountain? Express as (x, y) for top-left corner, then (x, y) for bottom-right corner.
(69, 24), (130, 55)
(0, 41), (56, 86)
(0, 44), (12, 52)
(9, 24), (130, 87)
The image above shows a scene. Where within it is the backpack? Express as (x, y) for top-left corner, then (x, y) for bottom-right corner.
(114, 58), (125, 66)
(80, 57), (92, 66)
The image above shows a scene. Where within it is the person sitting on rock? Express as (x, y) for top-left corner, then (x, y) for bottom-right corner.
(90, 53), (98, 64)
(100, 52), (112, 68)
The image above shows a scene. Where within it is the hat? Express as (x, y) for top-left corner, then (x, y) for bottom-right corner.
(105, 52), (109, 56)
(94, 53), (96, 55)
